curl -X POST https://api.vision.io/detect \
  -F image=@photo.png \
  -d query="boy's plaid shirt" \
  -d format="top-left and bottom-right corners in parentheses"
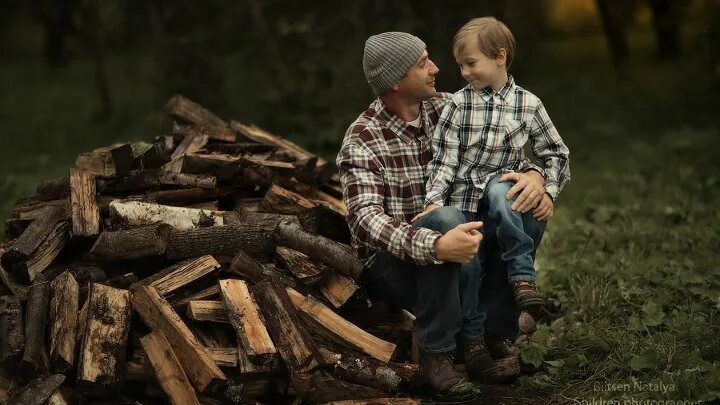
top-left (336, 94), bottom-right (452, 268)
top-left (425, 76), bottom-right (571, 212)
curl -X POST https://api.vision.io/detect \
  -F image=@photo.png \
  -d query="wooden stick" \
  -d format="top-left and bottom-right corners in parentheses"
top-left (131, 285), bottom-right (226, 392)
top-left (251, 280), bottom-right (319, 373)
top-left (139, 255), bottom-right (220, 296)
top-left (48, 271), bottom-right (79, 373)
top-left (260, 184), bottom-right (316, 215)
top-left (286, 288), bottom-right (396, 363)
top-left (275, 220), bottom-right (363, 280)
top-left (171, 284), bottom-right (221, 310)
top-left (77, 283), bottom-right (132, 395)
top-left (109, 200), bottom-right (224, 230)
top-left (230, 121), bottom-right (326, 166)
top-left (22, 221), bottom-right (70, 283)
top-left (171, 134), bottom-right (209, 160)
top-left (0, 295), bottom-right (24, 367)
top-left (70, 169), bottom-right (100, 236)
top-left (140, 330), bottom-right (200, 405)
top-left (74, 143), bottom-right (134, 177)
top-left (165, 95), bottom-right (236, 142)
top-left (89, 223), bottom-right (171, 262)
top-left (220, 279), bottom-right (277, 364)
top-left (186, 300), bottom-right (228, 323)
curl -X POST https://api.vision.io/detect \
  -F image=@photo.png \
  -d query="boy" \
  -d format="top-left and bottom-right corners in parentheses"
top-left (419, 17), bottom-right (571, 312)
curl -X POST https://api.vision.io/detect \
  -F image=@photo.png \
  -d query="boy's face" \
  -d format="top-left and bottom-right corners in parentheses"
top-left (456, 37), bottom-right (507, 91)
top-left (395, 51), bottom-right (440, 101)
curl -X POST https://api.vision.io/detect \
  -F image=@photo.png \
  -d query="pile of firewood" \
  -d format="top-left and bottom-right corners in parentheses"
top-left (0, 96), bottom-right (423, 404)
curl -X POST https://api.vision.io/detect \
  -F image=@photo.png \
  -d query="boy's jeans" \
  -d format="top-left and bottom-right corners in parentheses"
top-left (482, 174), bottom-right (546, 283)
top-left (363, 206), bottom-right (528, 353)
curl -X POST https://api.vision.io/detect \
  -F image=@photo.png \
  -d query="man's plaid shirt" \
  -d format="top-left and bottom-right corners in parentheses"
top-left (425, 76), bottom-right (571, 212)
top-left (337, 94), bottom-right (452, 268)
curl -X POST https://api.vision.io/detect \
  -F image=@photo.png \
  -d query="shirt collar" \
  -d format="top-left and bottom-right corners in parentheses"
top-left (478, 74), bottom-right (516, 104)
top-left (374, 97), bottom-right (431, 144)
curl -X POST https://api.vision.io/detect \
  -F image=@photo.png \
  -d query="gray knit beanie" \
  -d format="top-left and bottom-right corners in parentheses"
top-left (363, 32), bottom-right (426, 95)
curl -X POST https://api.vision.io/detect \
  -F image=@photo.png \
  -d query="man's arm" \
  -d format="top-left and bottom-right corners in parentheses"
top-left (424, 101), bottom-right (461, 208)
top-left (529, 101), bottom-right (571, 200)
top-left (338, 142), bottom-right (443, 266)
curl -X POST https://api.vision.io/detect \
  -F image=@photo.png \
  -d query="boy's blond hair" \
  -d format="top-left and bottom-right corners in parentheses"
top-left (453, 17), bottom-right (516, 69)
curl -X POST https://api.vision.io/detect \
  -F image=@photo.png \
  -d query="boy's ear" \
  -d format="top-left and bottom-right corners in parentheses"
top-left (391, 83), bottom-right (400, 92)
top-left (497, 48), bottom-right (507, 66)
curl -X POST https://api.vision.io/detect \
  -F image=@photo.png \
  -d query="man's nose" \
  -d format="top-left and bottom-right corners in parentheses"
top-left (428, 59), bottom-right (439, 75)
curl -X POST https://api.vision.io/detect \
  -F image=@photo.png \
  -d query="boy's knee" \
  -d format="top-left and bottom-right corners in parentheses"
top-left (417, 206), bottom-right (465, 234)
top-left (486, 181), bottom-right (514, 206)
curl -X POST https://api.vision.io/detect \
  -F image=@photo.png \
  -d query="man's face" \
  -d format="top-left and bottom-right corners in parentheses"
top-left (396, 51), bottom-right (439, 101)
top-left (456, 37), bottom-right (506, 91)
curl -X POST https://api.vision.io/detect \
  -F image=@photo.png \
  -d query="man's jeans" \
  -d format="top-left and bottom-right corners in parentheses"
top-left (363, 206), bottom-right (536, 353)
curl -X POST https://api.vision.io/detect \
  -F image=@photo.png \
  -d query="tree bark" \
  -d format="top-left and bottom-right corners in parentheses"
top-left (166, 224), bottom-right (274, 261)
top-left (89, 223), bottom-right (171, 262)
top-left (0, 295), bottom-right (24, 367)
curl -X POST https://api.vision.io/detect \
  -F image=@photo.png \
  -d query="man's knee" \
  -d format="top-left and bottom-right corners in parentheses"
top-left (415, 206), bottom-right (466, 234)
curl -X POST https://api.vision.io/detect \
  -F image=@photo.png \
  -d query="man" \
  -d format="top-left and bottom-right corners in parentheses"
top-left (336, 32), bottom-right (546, 400)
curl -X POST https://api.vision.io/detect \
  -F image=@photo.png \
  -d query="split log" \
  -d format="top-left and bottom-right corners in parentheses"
top-left (174, 153), bottom-right (241, 177)
top-left (77, 283), bottom-right (132, 395)
top-left (230, 121), bottom-right (327, 166)
top-left (10, 374), bottom-right (65, 405)
top-left (19, 281), bottom-right (51, 379)
top-left (286, 288), bottom-right (396, 363)
top-left (205, 142), bottom-right (278, 155)
top-left (127, 187), bottom-right (232, 206)
top-left (251, 280), bottom-right (319, 373)
top-left (165, 95), bottom-right (236, 142)
top-left (186, 300), bottom-right (228, 323)
top-left (260, 184), bottom-right (315, 215)
top-left (103, 273), bottom-right (139, 290)
top-left (275, 220), bottom-right (363, 280)
top-left (106, 171), bottom-right (217, 193)
top-left (2, 205), bottom-right (67, 282)
top-left (275, 246), bottom-right (326, 285)
top-left (90, 223), bottom-right (171, 262)
top-left (0, 249), bottom-right (28, 300)
top-left (220, 279), bottom-right (277, 364)
top-left (320, 273), bottom-right (360, 309)
top-left (316, 190), bottom-right (348, 216)
top-left (228, 250), bottom-right (266, 284)
top-left (139, 255), bottom-right (221, 296)
top-left (45, 388), bottom-right (71, 405)
top-left (48, 271), bottom-right (79, 372)
top-left (171, 134), bottom-right (209, 160)
top-left (131, 284), bottom-right (226, 392)
top-left (166, 224), bottom-right (274, 261)
top-left (10, 221), bottom-right (70, 283)
top-left (109, 200), bottom-right (224, 230)
top-left (140, 330), bottom-right (200, 405)
top-left (70, 169), bottom-right (100, 236)
top-left (127, 346), bottom-right (238, 381)
top-left (0, 295), bottom-right (24, 367)
top-left (75, 143), bottom-right (134, 177)
top-left (297, 205), bottom-right (351, 244)
top-left (171, 284), bottom-right (221, 310)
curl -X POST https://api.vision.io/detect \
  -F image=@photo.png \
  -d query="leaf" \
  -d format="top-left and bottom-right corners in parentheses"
top-left (529, 325), bottom-right (550, 346)
top-left (641, 301), bottom-right (665, 327)
top-left (550, 317), bottom-right (565, 332)
top-left (131, 141), bottom-right (153, 157)
top-left (629, 351), bottom-right (659, 371)
top-left (544, 359), bottom-right (565, 368)
top-left (520, 345), bottom-right (546, 368)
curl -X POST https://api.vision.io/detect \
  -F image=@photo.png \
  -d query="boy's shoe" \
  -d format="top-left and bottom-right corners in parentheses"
top-left (418, 349), bottom-right (482, 402)
top-left (464, 338), bottom-right (521, 384)
top-left (484, 331), bottom-right (519, 359)
top-left (511, 280), bottom-right (544, 312)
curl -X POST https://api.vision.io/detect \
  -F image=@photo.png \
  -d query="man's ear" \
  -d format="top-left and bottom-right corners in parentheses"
top-left (497, 48), bottom-right (507, 66)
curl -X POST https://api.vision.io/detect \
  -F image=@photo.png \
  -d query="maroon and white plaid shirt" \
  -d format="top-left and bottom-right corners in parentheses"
top-left (337, 94), bottom-right (452, 267)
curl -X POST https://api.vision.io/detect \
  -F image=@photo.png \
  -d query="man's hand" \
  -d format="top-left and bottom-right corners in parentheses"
top-left (533, 194), bottom-right (554, 221)
top-left (433, 221), bottom-right (484, 264)
top-left (499, 170), bottom-right (546, 213)
top-left (411, 203), bottom-right (441, 223)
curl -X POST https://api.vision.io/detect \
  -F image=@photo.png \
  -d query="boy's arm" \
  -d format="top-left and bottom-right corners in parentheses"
top-left (425, 101), bottom-right (462, 207)
top-left (337, 142), bottom-right (444, 266)
top-left (529, 101), bottom-right (571, 200)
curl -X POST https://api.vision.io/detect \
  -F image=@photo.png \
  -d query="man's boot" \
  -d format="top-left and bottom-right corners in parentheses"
top-left (464, 337), bottom-right (521, 384)
top-left (484, 331), bottom-right (519, 359)
top-left (419, 349), bottom-right (481, 401)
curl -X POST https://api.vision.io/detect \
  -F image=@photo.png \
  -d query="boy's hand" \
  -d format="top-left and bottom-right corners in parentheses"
top-left (411, 203), bottom-right (441, 223)
top-left (434, 221), bottom-right (484, 264)
top-left (499, 171), bottom-right (546, 213)
top-left (533, 193), bottom-right (554, 221)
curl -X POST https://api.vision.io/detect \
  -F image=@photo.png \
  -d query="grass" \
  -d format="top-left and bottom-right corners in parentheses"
top-left (1, 29), bottom-right (719, 403)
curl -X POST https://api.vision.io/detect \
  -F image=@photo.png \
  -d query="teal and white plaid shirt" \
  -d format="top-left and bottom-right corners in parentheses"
top-left (425, 75), bottom-right (571, 212)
